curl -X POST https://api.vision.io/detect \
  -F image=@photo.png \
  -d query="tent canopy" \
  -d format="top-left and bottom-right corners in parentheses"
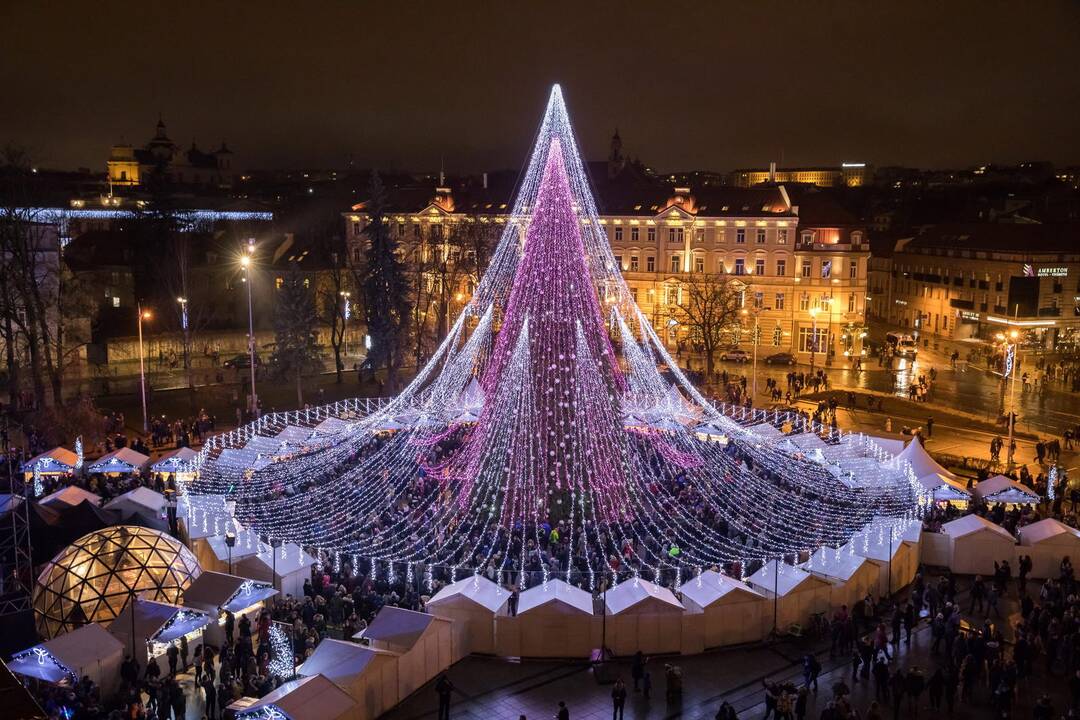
top-left (236, 674), bottom-right (357, 720)
top-left (803, 544), bottom-right (871, 583)
top-left (942, 514), bottom-right (1016, 542)
top-left (918, 472), bottom-right (971, 501)
top-left (517, 578), bottom-right (594, 615)
top-left (974, 475), bottom-right (1042, 504)
top-left (428, 575), bottom-right (509, 613)
top-left (9, 623), bottom-right (123, 685)
top-left (22, 447), bottom-right (78, 474)
top-left (151, 447), bottom-right (198, 473)
top-left (111, 598), bottom-right (211, 644)
top-left (358, 606), bottom-right (438, 651)
top-left (206, 528), bottom-right (267, 562)
top-left (244, 542), bottom-right (316, 577)
top-left (183, 571), bottom-right (276, 613)
top-left (896, 438), bottom-right (954, 480)
top-left (300, 639), bottom-right (389, 682)
top-left (1019, 518), bottom-right (1080, 545)
top-left (679, 570), bottom-right (762, 609)
top-left (749, 560), bottom-right (820, 596)
top-left (605, 578), bottom-right (683, 614)
top-left (105, 487), bottom-right (166, 516)
top-left (40, 485), bottom-right (102, 509)
top-left (313, 417), bottom-right (349, 435)
top-left (88, 447), bottom-right (150, 474)
top-left (275, 425), bottom-right (314, 444)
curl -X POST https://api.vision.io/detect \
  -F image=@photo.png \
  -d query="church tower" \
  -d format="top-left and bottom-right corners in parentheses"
top-left (607, 128), bottom-right (625, 179)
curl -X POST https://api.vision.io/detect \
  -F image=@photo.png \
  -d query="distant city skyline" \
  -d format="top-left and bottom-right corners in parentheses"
top-left (3, 2), bottom-right (1079, 173)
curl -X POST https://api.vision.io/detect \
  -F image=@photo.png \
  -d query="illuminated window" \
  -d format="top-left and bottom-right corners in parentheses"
top-left (736, 229), bottom-right (746, 244)
top-left (734, 258), bottom-right (746, 275)
top-left (631, 226), bottom-right (639, 241)
top-left (112, 296), bottom-right (120, 308)
top-left (776, 259), bottom-right (787, 276)
top-left (275, 277), bottom-right (284, 289)
top-left (755, 258), bottom-right (766, 275)
top-left (849, 260), bottom-right (858, 278)
top-left (646, 256), bottom-right (655, 272)
top-left (694, 256), bottom-right (705, 273)
top-left (801, 259), bottom-right (812, 278)
top-left (614, 255), bottom-right (623, 270)
top-left (756, 229), bottom-right (766, 244)
top-left (778, 229), bottom-right (788, 244)
top-left (647, 227), bottom-right (656, 243)
top-left (775, 292), bottom-right (785, 310)
top-left (848, 293), bottom-right (856, 312)
top-left (799, 293), bottom-right (810, 311)
top-left (670, 255), bottom-right (681, 273)
top-left (398, 222), bottom-right (405, 236)
top-left (630, 255), bottom-right (639, 271)
top-left (614, 226), bottom-right (623, 241)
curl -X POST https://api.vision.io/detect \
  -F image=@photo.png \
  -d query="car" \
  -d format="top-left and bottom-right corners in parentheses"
top-left (719, 349), bottom-right (749, 362)
top-left (223, 353), bottom-right (261, 369)
top-left (764, 352), bottom-right (796, 366)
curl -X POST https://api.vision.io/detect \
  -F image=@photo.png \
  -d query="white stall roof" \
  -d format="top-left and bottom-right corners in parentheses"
top-left (40, 485), bottom-right (102, 509)
top-left (357, 606), bottom-right (438, 651)
top-left (185, 513), bottom-right (243, 541)
top-left (518, 578), bottom-right (594, 615)
top-left (206, 529), bottom-right (267, 562)
top-left (749, 560), bottom-right (818, 597)
top-left (299, 639), bottom-right (389, 682)
top-left (313, 417), bottom-right (349, 435)
top-left (215, 448), bottom-right (259, 470)
top-left (88, 447), bottom-right (150, 474)
top-left (151, 447), bottom-right (198, 472)
top-left (1019, 518), bottom-right (1080, 545)
top-left (802, 544), bottom-right (870, 583)
top-left (275, 425), bottom-right (313, 444)
top-left (896, 439), bottom-right (953, 480)
top-left (942, 514), bottom-right (1016, 542)
top-left (22, 447), bottom-right (78, 474)
top-left (111, 598), bottom-right (211, 644)
top-left (183, 571), bottom-right (275, 613)
top-left (105, 487), bottom-right (166, 515)
top-left (243, 436), bottom-right (282, 455)
top-left (852, 526), bottom-right (907, 563)
top-left (605, 578), bottom-right (683, 615)
top-left (918, 472), bottom-right (971, 501)
top-left (236, 674), bottom-right (357, 720)
top-left (177, 493), bottom-right (227, 518)
top-left (974, 475), bottom-right (1042, 504)
top-left (862, 435), bottom-right (907, 457)
top-left (245, 542), bottom-right (317, 576)
top-left (746, 422), bottom-right (784, 439)
top-left (786, 432), bottom-right (829, 451)
top-left (427, 575), bottom-right (509, 613)
top-left (679, 570), bottom-right (762, 609)
top-left (9, 623), bottom-right (122, 684)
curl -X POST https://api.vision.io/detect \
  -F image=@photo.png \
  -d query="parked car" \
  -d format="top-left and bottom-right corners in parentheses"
top-left (763, 352), bottom-right (796, 366)
top-left (719, 349), bottom-right (749, 362)
top-left (223, 353), bottom-right (261, 369)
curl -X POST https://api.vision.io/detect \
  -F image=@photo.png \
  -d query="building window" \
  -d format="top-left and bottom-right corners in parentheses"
top-left (667, 227), bottom-right (684, 244)
top-left (753, 291), bottom-right (764, 309)
top-left (647, 227), bottom-right (656, 243)
top-left (352, 222), bottom-right (361, 236)
top-left (848, 293), bottom-right (856, 312)
top-left (630, 255), bottom-right (639, 271)
top-left (849, 260), bottom-right (858, 278)
top-left (631, 226), bottom-right (639, 242)
top-left (775, 292), bottom-right (785, 310)
top-left (851, 231), bottom-right (863, 245)
top-left (614, 226), bottom-right (623, 241)
top-left (614, 255), bottom-right (623, 270)
top-left (734, 258), bottom-right (746, 275)
top-left (353, 248), bottom-right (361, 263)
top-left (397, 222), bottom-right (405, 236)
top-left (694, 256), bottom-right (705, 273)
top-left (413, 223), bottom-right (421, 238)
top-left (801, 259), bottom-right (812, 278)
top-left (630, 287), bottom-right (638, 303)
top-left (772, 324), bottom-right (783, 346)
top-left (112, 296), bottom-right (120, 308)
top-left (670, 255), bottom-right (681, 273)
top-left (776, 259), bottom-right (787, 276)
top-left (799, 293), bottom-right (810, 311)
top-left (755, 258), bottom-right (766, 275)
top-left (431, 224), bottom-right (443, 240)
top-left (821, 260), bottom-right (832, 279)
top-left (798, 327), bottom-right (828, 353)
top-left (801, 231), bottom-right (814, 245)
top-left (646, 256), bottom-right (655, 272)
top-left (736, 228), bottom-right (746, 244)
top-left (756, 229), bottom-right (766, 244)
top-left (778, 229), bottom-right (788, 244)
top-left (666, 286), bottom-right (679, 305)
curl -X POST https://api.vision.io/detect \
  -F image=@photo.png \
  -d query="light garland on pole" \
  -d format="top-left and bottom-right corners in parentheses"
top-left (186, 85), bottom-right (917, 590)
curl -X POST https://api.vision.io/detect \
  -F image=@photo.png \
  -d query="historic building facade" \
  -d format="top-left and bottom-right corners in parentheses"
top-left (107, 119), bottom-right (235, 189)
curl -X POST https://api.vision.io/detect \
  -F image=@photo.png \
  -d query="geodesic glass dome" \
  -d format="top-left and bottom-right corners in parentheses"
top-left (33, 525), bottom-right (202, 639)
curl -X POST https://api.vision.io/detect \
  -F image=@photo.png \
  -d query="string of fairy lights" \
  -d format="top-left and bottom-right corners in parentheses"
top-left (184, 85), bottom-right (921, 590)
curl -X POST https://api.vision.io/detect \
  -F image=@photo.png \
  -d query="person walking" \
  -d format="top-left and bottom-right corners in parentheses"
top-left (926, 416), bottom-right (934, 438)
top-left (631, 651), bottom-right (644, 692)
top-left (611, 678), bottom-right (627, 720)
top-left (435, 675), bottom-right (455, 720)
top-left (927, 667), bottom-right (944, 711)
top-left (557, 701), bottom-right (570, 720)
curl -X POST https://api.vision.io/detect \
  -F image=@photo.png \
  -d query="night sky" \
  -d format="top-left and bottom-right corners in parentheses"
top-left (3, 1), bottom-right (1079, 174)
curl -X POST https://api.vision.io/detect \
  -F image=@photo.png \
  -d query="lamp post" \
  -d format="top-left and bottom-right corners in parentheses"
top-left (137, 304), bottom-right (152, 435)
top-left (742, 305), bottom-right (770, 401)
top-left (340, 291), bottom-right (351, 359)
top-left (240, 244), bottom-right (258, 418)
top-left (808, 306), bottom-right (820, 373)
top-left (1006, 329), bottom-right (1019, 468)
top-left (225, 530), bottom-right (237, 575)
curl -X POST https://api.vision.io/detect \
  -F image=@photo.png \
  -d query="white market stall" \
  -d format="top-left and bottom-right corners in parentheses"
top-left (104, 487), bottom-right (168, 530)
top-left (974, 475), bottom-right (1042, 506)
top-left (8, 623), bottom-right (124, 699)
top-left (941, 514), bottom-right (1017, 576)
top-left (87, 447), bottom-right (150, 476)
top-left (39, 485), bottom-right (102, 510)
top-left (801, 544), bottom-right (879, 610)
top-left (604, 578), bottom-right (684, 656)
top-left (357, 606), bottom-right (453, 700)
top-left (749, 560), bottom-right (833, 636)
top-left (234, 542), bottom-right (317, 599)
top-left (895, 437), bottom-right (952, 479)
top-left (109, 597), bottom-right (212, 673)
top-left (181, 571), bottom-right (277, 646)
top-left (22, 447), bottom-right (79, 485)
top-left (150, 447), bottom-right (198, 480)
top-left (426, 575), bottom-right (508, 659)
top-left (299, 639), bottom-right (398, 720)
top-left (918, 473), bottom-right (972, 505)
top-left (495, 578), bottom-right (597, 657)
top-left (203, 528), bottom-right (267, 574)
top-left (678, 570), bottom-right (765, 652)
top-left (851, 523), bottom-right (921, 598)
top-left (1018, 518), bottom-right (1080, 579)
top-left (234, 674), bottom-right (359, 720)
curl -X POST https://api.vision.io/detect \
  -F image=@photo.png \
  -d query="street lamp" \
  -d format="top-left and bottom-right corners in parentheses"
top-left (742, 305), bottom-right (770, 401)
top-left (224, 530), bottom-right (236, 575)
top-left (240, 248), bottom-right (258, 418)
top-left (1006, 329), bottom-right (1020, 468)
top-left (808, 306), bottom-right (820, 373)
top-left (137, 305), bottom-right (152, 435)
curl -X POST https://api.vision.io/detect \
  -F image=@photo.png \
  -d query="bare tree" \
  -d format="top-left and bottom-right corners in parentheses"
top-left (432, 216), bottom-right (493, 339)
top-left (674, 273), bottom-right (743, 377)
top-left (314, 231), bottom-right (351, 383)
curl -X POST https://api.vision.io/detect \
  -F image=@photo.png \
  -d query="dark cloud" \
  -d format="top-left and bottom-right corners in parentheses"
top-left (2, 0), bottom-right (1078, 172)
